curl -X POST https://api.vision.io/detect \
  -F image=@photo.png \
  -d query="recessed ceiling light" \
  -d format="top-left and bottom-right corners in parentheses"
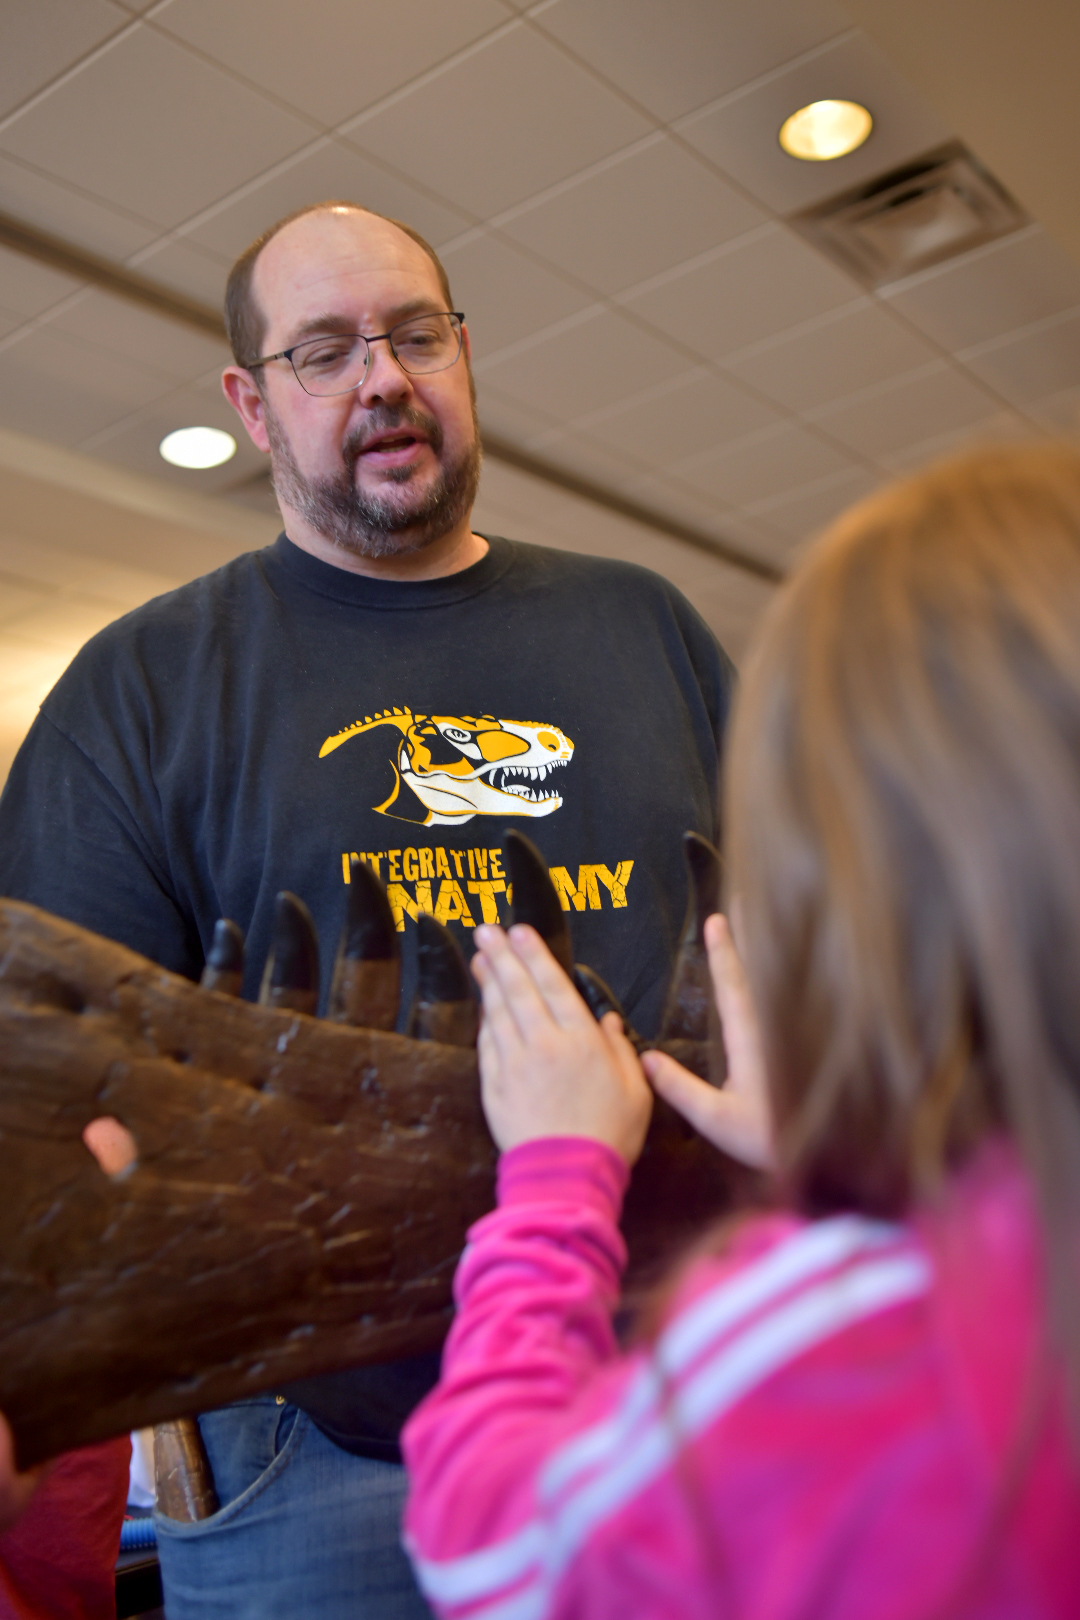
top-left (779, 100), bottom-right (873, 162)
top-left (159, 426), bottom-right (236, 469)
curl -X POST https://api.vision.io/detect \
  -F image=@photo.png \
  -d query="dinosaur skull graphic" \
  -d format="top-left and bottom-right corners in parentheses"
top-left (319, 709), bottom-right (574, 825)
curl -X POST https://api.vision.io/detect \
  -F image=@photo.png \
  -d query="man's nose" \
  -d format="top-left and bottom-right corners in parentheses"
top-left (355, 336), bottom-right (413, 407)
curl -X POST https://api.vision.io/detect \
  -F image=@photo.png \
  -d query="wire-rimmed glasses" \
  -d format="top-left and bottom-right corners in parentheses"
top-left (248, 311), bottom-right (465, 397)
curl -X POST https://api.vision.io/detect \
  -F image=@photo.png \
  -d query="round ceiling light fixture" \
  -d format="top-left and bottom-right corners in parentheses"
top-left (159, 426), bottom-right (237, 469)
top-left (779, 99), bottom-right (873, 162)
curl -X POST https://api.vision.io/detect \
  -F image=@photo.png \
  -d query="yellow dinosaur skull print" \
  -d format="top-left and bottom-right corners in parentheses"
top-left (319, 708), bottom-right (574, 825)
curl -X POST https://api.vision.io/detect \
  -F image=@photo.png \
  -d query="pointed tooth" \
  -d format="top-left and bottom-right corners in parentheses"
top-left (504, 829), bottom-right (572, 974)
top-left (407, 914), bottom-right (477, 1046)
top-left (259, 892), bottom-right (320, 1016)
top-left (572, 964), bottom-right (643, 1050)
top-left (328, 858), bottom-right (400, 1029)
top-left (658, 832), bottom-right (725, 1045)
top-left (200, 919), bottom-right (244, 997)
top-left (683, 832), bottom-right (723, 947)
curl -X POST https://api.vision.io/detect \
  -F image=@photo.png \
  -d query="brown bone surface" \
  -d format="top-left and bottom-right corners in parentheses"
top-left (0, 899), bottom-right (738, 1468)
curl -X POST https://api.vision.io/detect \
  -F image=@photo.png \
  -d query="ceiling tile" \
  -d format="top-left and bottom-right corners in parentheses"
top-left (726, 299), bottom-right (937, 411)
top-left (510, 427), bottom-right (645, 488)
top-left (622, 225), bottom-right (861, 360)
top-left (623, 470), bottom-right (735, 532)
top-left (75, 561), bottom-right (183, 609)
top-left (881, 228), bottom-right (1080, 353)
top-left (156, 0), bottom-right (509, 128)
top-left (0, 245), bottom-right (82, 318)
top-left (130, 238), bottom-right (230, 306)
top-left (474, 306), bottom-right (687, 418)
top-left (0, 0), bottom-right (129, 121)
top-left (0, 531), bottom-right (176, 600)
top-left (532, 0), bottom-right (850, 123)
top-left (674, 421), bottom-right (853, 505)
top-left (810, 363), bottom-right (1003, 459)
top-left (2, 596), bottom-right (121, 650)
top-left (477, 382), bottom-right (561, 441)
top-left (958, 310), bottom-right (1080, 407)
top-left (440, 234), bottom-right (592, 358)
top-left (878, 411), bottom-right (1035, 475)
top-left (499, 136), bottom-right (767, 295)
top-left (347, 25), bottom-right (651, 218)
top-left (678, 33), bottom-right (950, 214)
top-left (0, 29), bottom-right (317, 229)
top-left (0, 326), bottom-right (170, 445)
top-left (1025, 385), bottom-right (1080, 438)
top-left (742, 465), bottom-right (879, 542)
top-left (579, 369), bottom-right (783, 464)
top-left (0, 153), bottom-right (158, 259)
top-left (49, 288), bottom-right (230, 381)
top-left (0, 578), bottom-right (53, 629)
top-left (186, 141), bottom-right (469, 263)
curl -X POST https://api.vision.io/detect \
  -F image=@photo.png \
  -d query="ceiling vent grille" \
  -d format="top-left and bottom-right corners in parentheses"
top-left (791, 142), bottom-right (1028, 288)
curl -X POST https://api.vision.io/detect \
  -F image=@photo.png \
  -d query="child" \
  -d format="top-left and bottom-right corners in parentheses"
top-left (402, 444), bottom-right (1080, 1619)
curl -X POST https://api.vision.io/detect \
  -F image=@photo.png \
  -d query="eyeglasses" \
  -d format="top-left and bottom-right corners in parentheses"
top-left (247, 311), bottom-right (465, 397)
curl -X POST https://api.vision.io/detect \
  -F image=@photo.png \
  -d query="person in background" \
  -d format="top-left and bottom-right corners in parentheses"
top-left (402, 443), bottom-right (1080, 1619)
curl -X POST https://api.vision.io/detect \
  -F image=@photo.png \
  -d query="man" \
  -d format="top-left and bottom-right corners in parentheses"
top-left (0, 201), bottom-right (734, 1617)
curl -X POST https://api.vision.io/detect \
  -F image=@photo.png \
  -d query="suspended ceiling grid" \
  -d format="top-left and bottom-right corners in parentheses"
top-left (0, 0), bottom-right (1080, 778)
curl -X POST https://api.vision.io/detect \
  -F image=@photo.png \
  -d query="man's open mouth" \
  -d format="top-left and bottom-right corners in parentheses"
top-left (489, 761), bottom-right (567, 801)
top-left (361, 434), bottom-right (424, 455)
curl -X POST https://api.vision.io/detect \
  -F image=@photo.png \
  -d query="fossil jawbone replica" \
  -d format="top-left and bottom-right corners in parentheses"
top-left (0, 833), bottom-right (742, 1468)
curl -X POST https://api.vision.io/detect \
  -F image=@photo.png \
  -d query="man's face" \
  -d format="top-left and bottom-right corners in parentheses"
top-left (246, 209), bottom-right (480, 559)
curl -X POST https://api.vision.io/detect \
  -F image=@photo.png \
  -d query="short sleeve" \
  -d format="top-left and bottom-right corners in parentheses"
top-left (0, 710), bottom-right (202, 977)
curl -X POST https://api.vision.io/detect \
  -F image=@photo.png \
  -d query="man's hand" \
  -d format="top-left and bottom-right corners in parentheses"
top-left (642, 914), bottom-right (774, 1170)
top-left (471, 925), bottom-right (653, 1163)
top-left (0, 1412), bottom-right (45, 1533)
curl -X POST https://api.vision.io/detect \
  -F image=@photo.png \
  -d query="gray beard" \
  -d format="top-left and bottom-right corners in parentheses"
top-left (266, 402), bottom-right (482, 560)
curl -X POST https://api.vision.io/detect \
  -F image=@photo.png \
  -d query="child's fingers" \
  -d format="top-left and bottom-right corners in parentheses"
top-left (505, 926), bottom-right (598, 1030)
top-left (472, 926), bottom-right (558, 1043)
top-left (472, 938), bottom-right (529, 1063)
top-left (704, 914), bottom-right (751, 1032)
top-left (642, 1049), bottom-right (774, 1169)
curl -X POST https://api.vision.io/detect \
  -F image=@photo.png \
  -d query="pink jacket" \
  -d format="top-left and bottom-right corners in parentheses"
top-left (402, 1136), bottom-right (1080, 1620)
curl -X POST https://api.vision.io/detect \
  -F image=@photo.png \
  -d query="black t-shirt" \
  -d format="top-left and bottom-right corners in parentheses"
top-left (0, 532), bottom-right (734, 1455)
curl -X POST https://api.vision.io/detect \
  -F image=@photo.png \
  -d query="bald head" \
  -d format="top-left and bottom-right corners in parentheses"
top-left (224, 201), bottom-right (453, 368)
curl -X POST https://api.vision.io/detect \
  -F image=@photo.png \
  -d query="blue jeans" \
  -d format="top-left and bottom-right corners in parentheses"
top-left (154, 1397), bottom-right (431, 1619)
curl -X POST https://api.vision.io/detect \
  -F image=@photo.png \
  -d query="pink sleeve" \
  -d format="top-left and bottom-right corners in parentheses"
top-left (401, 1136), bottom-right (634, 1612)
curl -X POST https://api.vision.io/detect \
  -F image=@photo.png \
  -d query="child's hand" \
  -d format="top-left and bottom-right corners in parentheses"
top-left (642, 914), bottom-right (774, 1170)
top-left (471, 925), bottom-right (653, 1163)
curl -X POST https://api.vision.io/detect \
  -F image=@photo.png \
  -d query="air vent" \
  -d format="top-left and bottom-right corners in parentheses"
top-left (791, 142), bottom-right (1028, 288)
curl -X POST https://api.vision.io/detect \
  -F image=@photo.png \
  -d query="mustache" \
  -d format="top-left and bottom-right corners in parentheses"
top-left (342, 406), bottom-right (444, 465)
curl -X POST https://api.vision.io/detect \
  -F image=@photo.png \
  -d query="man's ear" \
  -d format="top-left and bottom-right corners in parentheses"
top-left (222, 366), bottom-right (270, 454)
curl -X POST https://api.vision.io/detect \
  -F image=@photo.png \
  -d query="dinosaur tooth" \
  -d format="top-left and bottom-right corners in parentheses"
top-left (505, 829), bottom-right (573, 974)
top-left (199, 919), bottom-right (244, 998)
top-left (258, 892), bottom-right (320, 1017)
top-left (658, 832), bottom-right (725, 1064)
top-left (328, 857), bottom-right (400, 1030)
top-left (407, 915), bottom-right (478, 1047)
